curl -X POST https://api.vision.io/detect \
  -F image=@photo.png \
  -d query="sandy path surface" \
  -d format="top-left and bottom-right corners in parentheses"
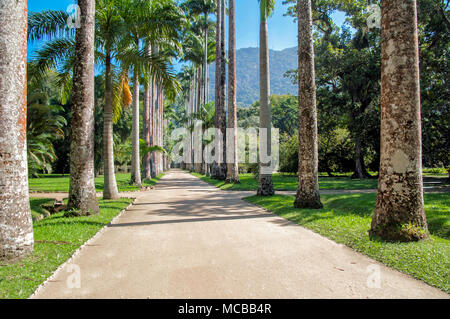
top-left (31, 170), bottom-right (448, 299)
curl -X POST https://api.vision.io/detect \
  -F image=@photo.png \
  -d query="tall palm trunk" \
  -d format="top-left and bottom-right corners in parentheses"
top-left (226, 0), bottom-right (240, 183)
top-left (0, 0), bottom-right (34, 260)
top-left (257, 0), bottom-right (274, 196)
top-left (212, 0), bottom-right (222, 179)
top-left (158, 88), bottom-right (164, 173)
top-left (131, 63), bottom-right (142, 186)
top-left (219, 0), bottom-right (227, 179)
top-left (68, 0), bottom-right (100, 215)
top-left (204, 12), bottom-right (208, 105)
top-left (195, 67), bottom-right (202, 173)
top-left (370, 0), bottom-right (429, 241)
top-left (103, 51), bottom-right (119, 199)
top-left (142, 44), bottom-right (152, 180)
top-left (294, 0), bottom-right (322, 208)
top-left (150, 76), bottom-right (156, 177)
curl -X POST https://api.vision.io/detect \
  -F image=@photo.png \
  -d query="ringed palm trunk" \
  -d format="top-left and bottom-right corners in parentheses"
top-left (0, 0), bottom-right (34, 260)
top-left (219, 0), bottom-right (227, 180)
top-left (212, 0), bottom-right (222, 179)
top-left (131, 65), bottom-right (142, 186)
top-left (150, 76), bottom-right (156, 177)
top-left (142, 46), bottom-right (152, 180)
top-left (226, 0), bottom-right (240, 183)
top-left (370, 0), bottom-right (429, 241)
top-left (195, 68), bottom-right (202, 173)
top-left (257, 0), bottom-right (274, 196)
top-left (204, 14), bottom-right (208, 105)
top-left (68, 0), bottom-right (100, 215)
top-left (294, 0), bottom-right (323, 208)
top-left (103, 51), bottom-right (119, 199)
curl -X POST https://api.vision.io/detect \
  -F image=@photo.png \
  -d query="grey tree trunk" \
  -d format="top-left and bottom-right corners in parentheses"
top-left (150, 77), bottom-right (156, 178)
top-left (204, 14), bottom-right (208, 105)
top-left (0, 0), bottom-right (34, 260)
top-left (131, 65), bottom-right (142, 186)
top-left (370, 0), bottom-right (429, 242)
top-left (212, 0), bottom-right (226, 180)
top-left (226, 0), bottom-right (240, 184)
top-left (219, 0), bottom-right (227, 179)
top-left (352, 134), bottom-right (370, 179)
top-left (294, 0), bottom-right (323, 208)
top-left (142, 45), bottom-right (151, 180)
top-left (257, 1), bottom-right (274, 196)
top-left (102, 52), bottom-right (119, 199)
top-left (68, 0), bottom-right (100, 215)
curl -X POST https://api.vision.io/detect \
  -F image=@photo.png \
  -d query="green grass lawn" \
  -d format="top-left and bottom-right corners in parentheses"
top-left (245, 193), bottom-right (450, 293)
top-left (191, 172), bottom-right (379, 191)
top-left (28, 173), bottom-right (164, 193)
top-left (0, 197), bottom-right (134, 299)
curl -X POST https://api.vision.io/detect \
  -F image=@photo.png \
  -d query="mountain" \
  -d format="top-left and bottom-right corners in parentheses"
top-left (208, 46), bottom-right (298, 106)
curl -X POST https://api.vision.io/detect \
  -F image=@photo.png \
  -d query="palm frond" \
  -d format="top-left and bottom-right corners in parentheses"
top-left (28, 10), bottom-right (74, 42)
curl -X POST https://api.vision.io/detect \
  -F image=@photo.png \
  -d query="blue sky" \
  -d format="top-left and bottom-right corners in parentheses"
top-left (28, 0), bottom-right (348, 74)
top-left (28, 0), bottom-right (347, 53)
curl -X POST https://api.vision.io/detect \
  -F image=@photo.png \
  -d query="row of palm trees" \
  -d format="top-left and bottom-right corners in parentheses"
top-left (0, 0), bottom-right (184, 260)
top-left (295, 0), bottom-right (429, 241)
top-left (0, 0), bottom-right (431, 261)
top-left (180, 0), bottom-right (429, 242)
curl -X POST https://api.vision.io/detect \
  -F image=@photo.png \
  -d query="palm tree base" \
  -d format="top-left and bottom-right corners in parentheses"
top-left (103, 191), bottom-right (120, 201)
top-left (293, 192), bottom-right (323, 209)
top-left (68, 194), bottom-right (100, 215)
top-left (225, 177), bottom-right (240, 184)
top-left (257, 175), bottom-right (274, 196)
top-left (369, 221), bottom-right (429, 242)
top-left (370, 200), bottom-right (429, 242)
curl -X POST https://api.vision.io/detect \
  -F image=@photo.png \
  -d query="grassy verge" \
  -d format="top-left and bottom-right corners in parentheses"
top-left (245, 193), bottom-right (450, 293)
top-left (191, 172), bottom-right (378, 191)
top-left (28, 173), bottom-right (165, 193)
top-left (0, 197), bottom-right (134, 299)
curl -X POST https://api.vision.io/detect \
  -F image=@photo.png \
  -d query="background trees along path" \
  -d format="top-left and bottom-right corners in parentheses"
top-left (0, 0), bottom-right (34, 260)
top-left (67, 0), bottom-right (100, 215)
top-left (370, 0), bottom-right (429, 242)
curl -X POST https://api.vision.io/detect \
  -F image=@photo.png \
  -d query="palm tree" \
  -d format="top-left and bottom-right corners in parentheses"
top-left (212, 0), bottom-right (227, 180)
top-left (67, 0), bottom-right (100, 215)
top-left (226, 0), bottom-right (240, 183)
top-left (0, 0), bottom-right (34, 260)
top-left (26, 65), bottom-right (67, 177)
top-left (182, 0), bottom-right (216, 106)
top-left (96, 0), bottom-right (125, 199)
top-left (293, 0), bottom-right (322, 208)
top-left (257, 0), bottom-right (275, 196)
top-left (119, 0), bottom-right (183, 182)
top-left (28, 2), bottom-right (160, 199)
top-left (370, 0), bottom-right (429, 241)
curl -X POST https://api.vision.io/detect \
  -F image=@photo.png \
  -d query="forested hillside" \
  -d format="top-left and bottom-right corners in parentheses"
top-left (209, 46), bottom-right (298, 106)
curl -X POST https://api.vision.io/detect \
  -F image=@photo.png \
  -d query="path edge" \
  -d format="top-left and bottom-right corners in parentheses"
top-left (28, 197), bottom-right (137, 299)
